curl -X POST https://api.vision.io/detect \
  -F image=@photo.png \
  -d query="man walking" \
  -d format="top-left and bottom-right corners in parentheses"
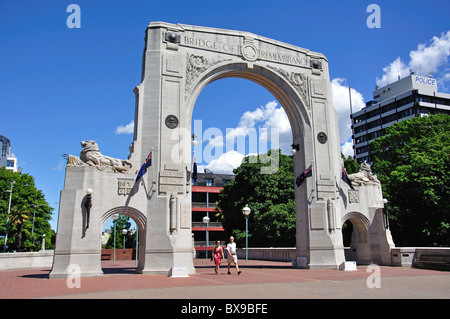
top-left (226, 236), bottom-right (241, 275)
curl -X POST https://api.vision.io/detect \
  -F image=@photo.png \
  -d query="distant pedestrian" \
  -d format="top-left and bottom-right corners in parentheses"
top-left (226, 236), bottom-right (241, 275)
top-left (211, 240), bottom-right (224, 275)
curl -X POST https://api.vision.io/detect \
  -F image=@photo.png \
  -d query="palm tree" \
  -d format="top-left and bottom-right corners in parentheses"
top-left (8, 204), bottom-right (31, 251)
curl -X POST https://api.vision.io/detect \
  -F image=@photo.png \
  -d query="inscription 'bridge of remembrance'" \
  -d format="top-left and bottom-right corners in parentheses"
top-left (50, 22), bottom-right (395, 278)
top-left (183, 35), bottom-right (310, 67)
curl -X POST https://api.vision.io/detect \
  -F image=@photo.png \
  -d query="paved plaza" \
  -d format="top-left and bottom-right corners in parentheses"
top-left (0, 259), bottom-right (449, 299)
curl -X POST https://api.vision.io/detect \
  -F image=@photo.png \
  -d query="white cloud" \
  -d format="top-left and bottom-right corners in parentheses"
top-left (52, 160), bottom-right (64, 171)
top-left (198, 150), bottom-right (244, 174)
top-left (207, 134), bottom-right (224, 148)
top-left (260, 106), bottom-right (292, 154)
top-left (239, 100), bottom-right (278, 128)
top-left (228, 100), bottom-right (292, 154)
top-left (198, 100), bottom-right (293, 173)
top-left (376, 57), bottom-right (409, 87)
top-left (331, 78), bottom-right (365, 144)
top-left (410, 31), bottom-right (450, 76)
top-left (115, 121), bottom-right (134, 135)
top-left (341, 140), bottom-right (354, 158)
top-left (376, 30), bottom-right (450, 87)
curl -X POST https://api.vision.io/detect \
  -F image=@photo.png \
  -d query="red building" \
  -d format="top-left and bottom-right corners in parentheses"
top-left (191, 172), bottom-right (234, 257)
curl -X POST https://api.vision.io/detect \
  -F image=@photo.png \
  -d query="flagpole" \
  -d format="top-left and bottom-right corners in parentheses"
top-left (191, 151), bottom-right (195, 184)
top-left (349, 87), bottom-right (356, 160)
top-left (151, 147), bottom-right (154, 185)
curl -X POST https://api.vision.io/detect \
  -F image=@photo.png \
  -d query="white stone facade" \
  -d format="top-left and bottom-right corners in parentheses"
top-left (50, 22), bottom-right (394, 278)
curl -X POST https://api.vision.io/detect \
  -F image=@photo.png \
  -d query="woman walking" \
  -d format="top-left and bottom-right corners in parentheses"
top-left (211, 240), bottom-right (224, 275)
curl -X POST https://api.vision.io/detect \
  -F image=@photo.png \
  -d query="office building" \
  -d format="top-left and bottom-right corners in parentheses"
top-left (351, 74), bottom-right (450, 164)
top-left (0, 135), bottom-right (20, 173)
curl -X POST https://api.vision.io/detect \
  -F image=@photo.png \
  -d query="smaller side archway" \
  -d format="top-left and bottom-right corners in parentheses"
top-left (341, 212), bottom-right (372, 265)
top-left (102, 206), bottom-right (147, 230)
top-left (102, 206), bottom-right (147, 273)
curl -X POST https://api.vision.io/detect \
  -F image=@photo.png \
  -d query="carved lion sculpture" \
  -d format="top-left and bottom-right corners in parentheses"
top-left (63, 140), bottom-right (132, 173)
top-left (347, 161), bottom-right (380, 186)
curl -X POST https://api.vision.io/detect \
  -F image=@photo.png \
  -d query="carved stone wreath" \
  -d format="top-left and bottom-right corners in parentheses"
top-left (267, 65), bottom-right (309, 108)
top-left (317, 132), bottom-right (328, 144)
top-left (165, 115), bottom-right (179, 129)
top-left (185, 54), bottom-right (231, 93)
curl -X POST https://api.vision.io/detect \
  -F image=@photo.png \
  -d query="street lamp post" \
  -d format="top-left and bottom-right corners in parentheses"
top-left (191, 134), bottom-right (198, 146)
top-left (4, 181), bottom-right (15, 253)
top-left (135, 227), bottom-right (138, 267)
top-left (112, 213), bottom-right (119, 262)
top-left (203, 215), bottom-right (210, 260)
top-left (242, 204), bottom-right (251, 263)
top-left (31, 203), bottom-right (45, 250)
top-left (122, 228), bottom-right (128, 249)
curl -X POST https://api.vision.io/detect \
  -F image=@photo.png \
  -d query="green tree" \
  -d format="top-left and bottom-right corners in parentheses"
top-left (105, 215), bottom-right (136, 249)
top-left (0, 167), bottom-right (54, 251)
top-left (217, 150), bottom-right (296, 247)
top-left (342, 153), bottom-right (359, 174)
top-left (370, 114), bottom-right (450, 246)
top-left (8, 203), bottom-right (31, 251)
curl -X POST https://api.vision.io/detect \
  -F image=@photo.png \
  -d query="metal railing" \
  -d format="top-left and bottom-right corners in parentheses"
top-left (192, 222), bottom-right (223, 228)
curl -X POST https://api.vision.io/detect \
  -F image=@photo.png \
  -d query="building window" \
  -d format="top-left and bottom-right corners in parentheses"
top-left (6, 160), bottom-right (14, 167)
top-left (205, 178), bottom-right (213, 187)
top-left (192, 192), bottom-right (206, 203)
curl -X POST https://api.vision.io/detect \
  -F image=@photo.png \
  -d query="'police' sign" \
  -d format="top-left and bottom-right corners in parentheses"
top-left (415, 76), bottom-right (436, 86)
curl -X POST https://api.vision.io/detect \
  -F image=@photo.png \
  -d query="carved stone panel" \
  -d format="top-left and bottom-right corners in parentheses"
top-left (310, 206), bottom-right (325, 230)
top-left (180, 203), bottom-right (191, 229)
top-left (266, 65), bottom-right (309, 108)
top-left (118, 178), bottom-right (134, 196)
top-left (159, 170), bottom-right (184, 194)
top-left (185, 54), bottom-right (231, 93)
top-left (165, 115), bottom-right (179, 129)
top-left (348, 190), bottom-right (359, 204)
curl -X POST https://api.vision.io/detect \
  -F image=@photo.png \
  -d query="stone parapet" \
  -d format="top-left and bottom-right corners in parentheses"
top-left (0, 250), bottom-right (54, 271)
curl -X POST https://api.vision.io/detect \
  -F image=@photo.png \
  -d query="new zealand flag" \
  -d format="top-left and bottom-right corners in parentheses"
top-left (295, 164), bottom-right (312, 187)
top-left (341, 167), bottom-right (355, 190)
top-left (135, 151), bottom-right (152, 183)
top-left (192, 154), bottom-right (198, 182)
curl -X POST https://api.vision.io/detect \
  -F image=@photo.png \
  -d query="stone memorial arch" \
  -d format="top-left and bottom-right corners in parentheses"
top-left (49, 22), bottom-right (394, 278)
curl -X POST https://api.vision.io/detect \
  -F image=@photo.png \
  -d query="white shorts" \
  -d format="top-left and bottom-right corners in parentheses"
top-left (227, 254), bottom-right (238, 264)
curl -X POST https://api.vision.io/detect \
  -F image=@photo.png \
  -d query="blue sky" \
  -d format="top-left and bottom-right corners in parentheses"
top-left (1, 0), bottom-right (449, 231)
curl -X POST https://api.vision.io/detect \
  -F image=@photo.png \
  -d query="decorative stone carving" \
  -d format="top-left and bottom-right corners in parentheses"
top-left (63, 140), bottom-right (132, 173)
top-left (348, 161), bottom-right (380, 186)
top-left (164, 32), bottom-right (180, 44)
top-left (118, 178), bottom-right (134, 195)
top-left (348, 190), bottom-right (359, 203)
top-left (242, 44), bottom-right (258, 61)
top-left (159, 170), bottom-right (184, 194)
top-left (165, 115), bottom-right (179, 129)
top-left (185, 54), bottom-right (231, 92)
top-left (317, 132), bottom-right (328, 144)
top-left (266, 65), bottom-right (309, 108)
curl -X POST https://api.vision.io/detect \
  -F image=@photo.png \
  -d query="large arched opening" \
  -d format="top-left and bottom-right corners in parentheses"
top-left (184, 62), bottom-right (312, 259)
top-left (190, 76), bottom-right (294, 254)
